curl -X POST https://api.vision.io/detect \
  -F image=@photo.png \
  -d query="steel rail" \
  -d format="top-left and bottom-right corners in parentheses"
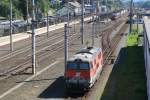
top-left (0, 33), bottom-right (80, 80)
top-left (0, 30), bottom-right (64, 62)
top-left (81, 20), bottom-right (128, 100)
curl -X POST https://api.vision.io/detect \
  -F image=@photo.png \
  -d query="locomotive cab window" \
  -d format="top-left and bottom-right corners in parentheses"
top-left (67, 61), bottom-right (90, 70)
top-left (79, 62), bottom-right (90, 70)
top-left (67, 62), bottom-right (77, 69)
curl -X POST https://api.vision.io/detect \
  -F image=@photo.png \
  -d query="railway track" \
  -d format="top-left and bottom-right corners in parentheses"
top-left (0, 28), bottom-right (80, 69)
top-left (0, 31), bottom-right (80, 80)
top-left (0, 30), bottom-right (66, 62)
top-left (0, 22), bottom-right (80, 61)
top-left (0, 31), bottom-right (62, 61)
top-left (81, 19), bottom-right (128, 100)
top-left (0, 17), bottom-right (125, 75)
top-left (0, 18), bottom-right (121, 61)
top-left (0, 15), bottom-right (128, 99)
top-left (0, 19), bottom-right (115, 80)
top-left (103, 24), bottom-right (128, 66)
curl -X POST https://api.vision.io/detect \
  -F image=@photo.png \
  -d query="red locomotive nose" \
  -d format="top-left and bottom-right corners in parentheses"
top-left (80, 70), bottom-right (90, 79)
top-left (65, 70), bottom-right (76, 78)
top-left (65, 70), bottom-right (90, 79)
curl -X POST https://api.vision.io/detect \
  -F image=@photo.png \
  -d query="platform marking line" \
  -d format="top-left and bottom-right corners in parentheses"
top-left (0, 61), bottom-right (59, 99)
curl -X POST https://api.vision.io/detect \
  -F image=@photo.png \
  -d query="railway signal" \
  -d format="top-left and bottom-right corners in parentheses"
top-left (9, 0), bottom-right (13, 51)
top-left (31, 0), bottom-right (36, 74)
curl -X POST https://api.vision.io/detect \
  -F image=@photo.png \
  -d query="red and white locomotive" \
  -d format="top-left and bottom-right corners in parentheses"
top-left (65, 47), bottom-right (103, 91)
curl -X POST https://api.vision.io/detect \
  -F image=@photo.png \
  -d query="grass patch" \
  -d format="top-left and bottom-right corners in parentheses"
top-left (126, 34), bottom-right (139, 46)
top-left (114, 47), bottom-right (147, 100)
top-left (126, 29), bottom-right (140, 46)
top-left (101, 46), bottom-right (147, 100)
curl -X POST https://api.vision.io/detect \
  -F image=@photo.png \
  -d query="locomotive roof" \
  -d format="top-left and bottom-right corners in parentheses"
top-left (68, 47), bottom-right (102, 62)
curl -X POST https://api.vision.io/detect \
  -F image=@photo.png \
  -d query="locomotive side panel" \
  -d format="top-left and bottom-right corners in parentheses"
top-left (90, 51), bottom-right (103, 87)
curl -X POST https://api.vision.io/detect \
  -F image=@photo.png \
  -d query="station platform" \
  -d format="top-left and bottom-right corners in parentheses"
top-left (0, 16), bottom-right (92, 46)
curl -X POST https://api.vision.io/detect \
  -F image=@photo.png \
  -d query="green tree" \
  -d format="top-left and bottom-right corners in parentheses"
top-left (36, 0), bottom-right (50, 16)
top-left (0, 0), bottom-right (10, 18)
top-left (0, 0), bottom-right (22, 19)
top-left (18, 0), bottom-right (27, 20)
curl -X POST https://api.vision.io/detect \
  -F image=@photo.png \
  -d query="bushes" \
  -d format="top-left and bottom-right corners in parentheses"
top-left (126, 29), bottom-right (140, 46)
top-left (126, 34), bottom-right (139, 46)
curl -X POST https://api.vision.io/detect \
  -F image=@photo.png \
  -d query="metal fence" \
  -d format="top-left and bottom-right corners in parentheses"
top-left (0, 12), bottom-right (113, 37)
top-left (0, 14), bottom-right (82, 37)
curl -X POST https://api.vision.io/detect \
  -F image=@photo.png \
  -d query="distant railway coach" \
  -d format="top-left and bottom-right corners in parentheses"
top-left (111, 12), bottom-right (121, 20)
top-left (65, 47), bottom-right (103, 91)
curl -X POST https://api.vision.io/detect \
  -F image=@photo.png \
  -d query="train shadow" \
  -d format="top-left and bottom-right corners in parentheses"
top-left (38, 76), bottom-right (85, 99)
top-left (100, 46), bottom-right (147, 100)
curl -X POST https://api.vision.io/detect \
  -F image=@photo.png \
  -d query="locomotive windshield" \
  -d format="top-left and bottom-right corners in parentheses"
top-left (79, 62), bottom-right (89, 70)
top-left (67, 61), bottom-right (90, 70)
top-left (67, 62), bottom-right (77, 69)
